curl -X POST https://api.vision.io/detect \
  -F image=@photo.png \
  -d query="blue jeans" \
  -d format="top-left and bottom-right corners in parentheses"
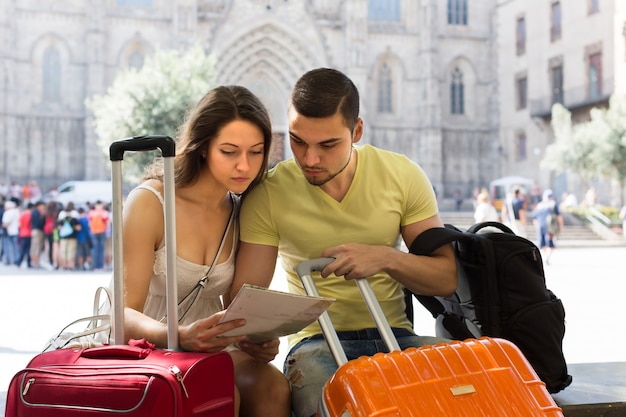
top-left (91, 233), bottom-right (106, 269)
top-left (3, 235), bottom-right (18, 265)
top-left (284, 328), bottom-right (450, 417)
top-left (537, 224), bottom-right (555, 249)
top-left (16, 236), bottom-right (31, 267)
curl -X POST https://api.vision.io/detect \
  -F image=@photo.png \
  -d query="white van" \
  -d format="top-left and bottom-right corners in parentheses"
top-left (53, 180), bottom-right (113, 208)
top-left (488, 176), bottom-right (534, 211)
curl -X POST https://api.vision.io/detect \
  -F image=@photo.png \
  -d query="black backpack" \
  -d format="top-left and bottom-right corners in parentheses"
top-left (408, 221), bottom-right (572, 393)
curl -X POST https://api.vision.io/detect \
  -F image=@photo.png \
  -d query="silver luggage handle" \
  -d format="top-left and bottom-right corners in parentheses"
top-left (296, 258), bottom-right (401, 367)
top-left (110, 135), bottom-right (179, 350)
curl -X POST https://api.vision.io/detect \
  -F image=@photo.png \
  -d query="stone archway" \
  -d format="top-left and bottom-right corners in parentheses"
top-left (212, 22), bottom-right (325, 163)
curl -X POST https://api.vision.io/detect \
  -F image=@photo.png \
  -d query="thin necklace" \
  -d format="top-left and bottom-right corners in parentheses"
top-left (159, 193), bottom-right (235, 323)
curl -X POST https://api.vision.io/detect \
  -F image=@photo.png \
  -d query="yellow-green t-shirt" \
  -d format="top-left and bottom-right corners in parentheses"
top-left (240, 144), bottom-right (438, 348)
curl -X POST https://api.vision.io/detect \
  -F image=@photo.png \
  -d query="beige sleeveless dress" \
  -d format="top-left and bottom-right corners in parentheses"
top-left (135, 185), bottom-right (238, 326)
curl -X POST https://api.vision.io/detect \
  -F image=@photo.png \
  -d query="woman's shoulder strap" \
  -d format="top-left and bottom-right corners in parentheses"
top-left (134, 183), bottom-right (164, 206)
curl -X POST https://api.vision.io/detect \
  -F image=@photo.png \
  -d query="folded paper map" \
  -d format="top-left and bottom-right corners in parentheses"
top-left (219, 284), bottom-right (335, 343)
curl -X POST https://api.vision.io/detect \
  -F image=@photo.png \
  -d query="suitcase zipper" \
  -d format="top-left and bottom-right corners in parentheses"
top-left (169, 365), bottom-right (189, 397)
top-left (22, 378), bottom-right (35, 396)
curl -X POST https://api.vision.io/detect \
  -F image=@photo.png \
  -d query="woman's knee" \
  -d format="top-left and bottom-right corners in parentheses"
top-left (263, 366), bottom-right (291, 402)
top-left (237, 361), bottom-right (289, 397)
top-left (234, 360), bottom-right (291, 416)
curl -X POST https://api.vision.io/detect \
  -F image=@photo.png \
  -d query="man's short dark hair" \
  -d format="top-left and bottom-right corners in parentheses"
top-left (290, 68), bottom-right (360, 132)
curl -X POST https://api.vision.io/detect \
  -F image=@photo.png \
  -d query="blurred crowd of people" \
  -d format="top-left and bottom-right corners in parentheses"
top-left (472, 184), bottom-right (564, 264)
top-left (0, 181), bottom-right (112, 272)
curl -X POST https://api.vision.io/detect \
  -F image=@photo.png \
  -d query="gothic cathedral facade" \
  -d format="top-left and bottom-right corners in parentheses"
top-left (0, 0), bottom-right (499, 202)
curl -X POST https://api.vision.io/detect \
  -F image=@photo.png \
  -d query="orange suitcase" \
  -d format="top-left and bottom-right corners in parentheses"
top-left (296, 258), bottom-right (564, 417)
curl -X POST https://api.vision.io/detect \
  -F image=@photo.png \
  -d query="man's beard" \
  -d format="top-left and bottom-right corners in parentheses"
top-left (303, 147), bottom-right (353, 186)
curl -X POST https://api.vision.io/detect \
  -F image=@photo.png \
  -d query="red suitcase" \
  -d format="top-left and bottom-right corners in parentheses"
top-left (4, 136), bottom-right (235, 417)
top-left (296, 258), bottom-right (564, 417)
top-left (6, 343), bottom-right (233, 416)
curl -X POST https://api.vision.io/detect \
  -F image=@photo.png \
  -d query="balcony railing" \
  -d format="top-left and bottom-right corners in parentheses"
top-left (529, 77), bottom-right (614, 118)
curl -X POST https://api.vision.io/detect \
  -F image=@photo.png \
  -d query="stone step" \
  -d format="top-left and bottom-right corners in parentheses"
top-left (438, 211), bottom-right (623, 245)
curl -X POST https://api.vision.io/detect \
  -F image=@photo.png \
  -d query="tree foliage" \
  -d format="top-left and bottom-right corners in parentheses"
top-left (598, 95), bottom-right (626, 204)
top-left (542, 95), bottom-right (626, 205)
top-left (86, 44), bottom-right (216, 182)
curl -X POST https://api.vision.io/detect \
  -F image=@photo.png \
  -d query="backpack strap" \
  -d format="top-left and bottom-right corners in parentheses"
top-left (407, 223), bottom-right (506, 323)
top-left (466, 221), bottom-right (514, 235)
top-left (407, 226), bottom-right (469, 319)
top-left (409, 224), bottom-right (468, 256)
top-left (409, 221), bottom-right (514, 256)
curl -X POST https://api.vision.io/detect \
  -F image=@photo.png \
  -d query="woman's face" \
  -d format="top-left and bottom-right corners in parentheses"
top-left (206, 119), bottom-right (265, 194)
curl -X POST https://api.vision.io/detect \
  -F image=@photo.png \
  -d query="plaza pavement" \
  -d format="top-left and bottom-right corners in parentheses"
top-left (1, 241), bottom-right (625, 412)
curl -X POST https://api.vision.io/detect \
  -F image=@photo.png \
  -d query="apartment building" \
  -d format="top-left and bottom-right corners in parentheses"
top-left (496, 0), bottom-right (626, 204)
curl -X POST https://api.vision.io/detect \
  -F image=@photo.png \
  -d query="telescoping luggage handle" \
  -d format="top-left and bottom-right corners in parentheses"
top-left (295, 258), bottom-right (401, 367)
top-left (109, 135), bottom-right (179, 350)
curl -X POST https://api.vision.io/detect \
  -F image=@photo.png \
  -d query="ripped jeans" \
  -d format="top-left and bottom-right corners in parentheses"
top-left (284, 328), bottom-right (450, 417)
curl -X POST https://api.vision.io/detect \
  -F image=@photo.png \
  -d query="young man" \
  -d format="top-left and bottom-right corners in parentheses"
top-left (501, 187), bottom-right (528, 237)
top-left (229, 68), bottom-right (457, 417)
top-left (88, 200), bottom-right (109, 271)
top-left (16, 202), bottom-right (33, 268)
top-left (532, 189), bottom-right (563, 265)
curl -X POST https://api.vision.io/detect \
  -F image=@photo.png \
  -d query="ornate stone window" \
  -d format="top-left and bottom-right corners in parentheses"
top-left (448, 0), bottom-right (468, 25)
top-left (450, 67), bottom-right (464, 115)
top-left (129, 51), bottom-right (144, 70)
top-left (42, 46), bottom-right (61, 103)
top-left (368, 0), bottom-right (400, 22)
top-left (377, 63), bottom-right (393, 114)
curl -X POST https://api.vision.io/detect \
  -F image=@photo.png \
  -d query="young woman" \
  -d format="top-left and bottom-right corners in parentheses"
top-left (121, 85), bottom-right (290, 416)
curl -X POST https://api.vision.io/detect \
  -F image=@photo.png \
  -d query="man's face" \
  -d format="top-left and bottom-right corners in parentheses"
top-left (287, 107), bottom-right (361, 186)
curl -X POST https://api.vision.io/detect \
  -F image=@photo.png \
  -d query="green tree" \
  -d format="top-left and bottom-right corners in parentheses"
top-left (86, 44), bottom-right (216, 182)
top-left (542, 97), bottom-right (626, 205)
top-left (595, 95), bottom-right (626, 205)
top-left (542, 103), bottom-right (598, 188)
